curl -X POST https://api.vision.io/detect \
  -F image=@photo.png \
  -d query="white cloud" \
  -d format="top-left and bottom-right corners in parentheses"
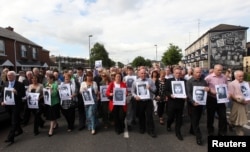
top-left (0, 0), bottom-right (250, 64)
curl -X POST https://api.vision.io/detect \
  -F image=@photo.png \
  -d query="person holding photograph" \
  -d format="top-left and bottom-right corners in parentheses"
top-left (60, 73), bottom-right (78, 132)
top-left (106, 72), bottom-right (127, 135)
top-left (131, 68), bottom-right (157, 138)
top-left (228, 70), bottom-right (249, 136)
top-left (80, 71), bottom-right (98, 135)
top-left (44, 74), bottom-right (60, 137)
top-left (0, 71), bottom-right (25, 144)
top-left (165, 67), bottom-right (186, 141)
top-left (99, 70), bottom-right (111, 129)
top-left (186, 67), bottom-right (209, 145)
top-left (205, 64), bottom-right (228, 136)
top-left (27, 75), bottom-right (45, 136)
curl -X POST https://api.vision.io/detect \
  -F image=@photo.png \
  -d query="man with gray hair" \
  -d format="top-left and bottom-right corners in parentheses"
top-left (228, 70), bottom-right (249, 136)
top-left (0, 71), bottom-right (26, 144)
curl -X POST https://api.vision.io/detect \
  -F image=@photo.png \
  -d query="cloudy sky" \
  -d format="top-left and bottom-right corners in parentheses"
top-left (0, 0), bottom-right (250, 64)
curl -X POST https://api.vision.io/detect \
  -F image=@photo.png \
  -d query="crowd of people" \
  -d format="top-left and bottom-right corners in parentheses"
top-left (0, 64), bottom-right (249, 146)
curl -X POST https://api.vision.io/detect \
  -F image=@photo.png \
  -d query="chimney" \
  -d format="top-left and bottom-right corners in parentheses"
top-left (6, 26), bottom-right (14, 31)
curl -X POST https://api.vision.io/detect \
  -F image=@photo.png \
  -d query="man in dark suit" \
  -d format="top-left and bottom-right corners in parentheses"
top-left (0, 71), bottom-right (26, 144)
top-left (166, 67), bottom-right (186, 141)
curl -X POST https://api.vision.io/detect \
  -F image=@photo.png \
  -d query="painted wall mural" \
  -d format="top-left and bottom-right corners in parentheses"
top-left (210, 30), bottom-right (246, 70)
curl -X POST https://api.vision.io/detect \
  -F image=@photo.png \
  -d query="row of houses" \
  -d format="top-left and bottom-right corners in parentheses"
top-left (0, 26), bottom-right (88, 72)
top-left (182, 24), bottom-right (249, 72)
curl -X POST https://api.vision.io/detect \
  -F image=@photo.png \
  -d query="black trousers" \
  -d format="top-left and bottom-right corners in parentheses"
top-left (112, 106), bottom-right (126, 133)
top-left (6, 105), bottom-right (23, 141)
top-left (206, 96), bottom-right (227, 135)
top-left (137, 100), bottom-right (155, 132)
top-left (61, 108), bottom-right (76, 130)
top-left (167, 100), bottom-right (184, 135)
top-left (22, 103), bottom-right (31, 124)
top-left (78, 96), bottom-right (86, 128)
top-left (157, 101), bottom-right (165, 117)
top-left (31, 108), bottom-right (44, 133)
top-left (189, 104), bottom-right (203, 139)
top-left (101, 102), bottom-right (109, 126)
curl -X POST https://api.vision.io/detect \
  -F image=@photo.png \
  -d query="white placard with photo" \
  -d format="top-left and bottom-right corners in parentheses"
top-left (113, 88), bottom-right (126, 105)
top-left (100, 85), bottom-right (109, 102)
top-left (95, 60), bottom-right (102, 69)
top-left (58, 83), bottom-right (72, 100)
top-left (193, 86), bottom-right (207, 105)
top-left (125, 76), bottom-right (136, 91)
top-left (240, 82), bottom-right (250, 100)
top-left (136, 82), bottom-right (150, 99)
top-left (27, 92), bottom-right (39, 109)
top-left (171, 81), bottom-right (187, 98)
top-left (4, 88), bottom-right (15, 105)
top-left (43, 88), bottom-right (51, 105)
top-left (215, 84), bottom-right (229, 103)
top-left (82, 88), bottom-right (95, 105)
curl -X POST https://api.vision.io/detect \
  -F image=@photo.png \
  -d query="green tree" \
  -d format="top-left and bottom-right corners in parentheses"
top-left (117, 62), bottom-right (124, 68)
top-left (131, 56), bottom-right (148, 67)
top-left (145, 59), bottom-right (152, 68)
top-left (161, 43), bottom-right (182, 66)
top-left (90, 42), bottom-right (115, 68)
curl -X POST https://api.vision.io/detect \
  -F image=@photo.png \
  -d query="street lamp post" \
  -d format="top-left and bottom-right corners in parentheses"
top-left (154, 44), bottom-right (157, 61)
top-left (88, 35), bottom-right (93, 68)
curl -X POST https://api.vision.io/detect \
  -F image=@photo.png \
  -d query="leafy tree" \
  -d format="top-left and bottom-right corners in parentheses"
top-left (90, 42), bottom-right (115, 68)
top-left (131, 56), bottom-right (147, 68)
top-left (145, 59), bottom-right (152, 68)
top-left (161, 43), bottom-right (182, 66)
top-left (117, 62), bottom-right (124, 68)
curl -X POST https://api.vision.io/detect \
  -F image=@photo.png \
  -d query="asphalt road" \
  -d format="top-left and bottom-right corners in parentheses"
top-left (0, 106), bottom-right (249, 152)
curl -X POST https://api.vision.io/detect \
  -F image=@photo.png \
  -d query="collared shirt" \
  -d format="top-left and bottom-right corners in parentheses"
top-left (131, 78), bottom-right (156, 100)
top-left (205, 73), bottom-right (227, 97)
top-left (186, 77), bottom-right (208, 103)
top-left (8, 80), bottom-right (15, 88)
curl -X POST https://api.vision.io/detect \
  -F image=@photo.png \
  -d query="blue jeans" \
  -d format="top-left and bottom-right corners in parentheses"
top-left (85, 104), bottom-right (97, 130)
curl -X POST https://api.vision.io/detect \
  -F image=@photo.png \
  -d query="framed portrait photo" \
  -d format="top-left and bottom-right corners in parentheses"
top-left (4, 87), bottom-right (15, 105)
top-left (240, 82), bottom-right (250, 100)
top-left (171, 81), bottom-right (186, 98)
top-left (136, 82), bottom-right (150, 99)
top-left (58, 83), bottom-right (71, 100)
top-left (113, 88), bottom-right (126, 105)
top-left (100, 85), bottom-right (109, 102)
top-left (215, 84), bottom-right (229, 103)
top-left (82, 88), bottom-right (95, 105)
top-left (193, 86), bottom-right (207, 105)
top-left (27, 92), bottom-right (39, 109)
top-left (43, 88), bottom-right (51, 105)
top-left (125, 76), bottom-right (136, 91)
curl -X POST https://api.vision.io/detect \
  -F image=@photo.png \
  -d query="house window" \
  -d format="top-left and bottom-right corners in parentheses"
top-left (21, 45), bottom-right (27, 57)
top-left (32, 47), bottom-right (37, 59)
top-left (0, 40), bottom-right (5, 55)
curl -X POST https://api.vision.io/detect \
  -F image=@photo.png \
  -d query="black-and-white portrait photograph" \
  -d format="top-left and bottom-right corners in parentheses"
top-left (192, 86), bottom-right (207, 105)
top-left (240, 82), bottom-right (250, 100)
top-left (125, 76), bottom-right (136, 91)
top-left (58, 84), bottom-right (71, 100)
top-left (43, 88), bottom-right (51, 105)
top-left (95, 60), bottom-right (102, 69)
top-left (82, 88), bottom-right (94, 105)
top-left (100, 85), bottom-right (109, 102)
top-left (113, 88), bottom-right (126, 105)
top-left (171, 81), bottom-right (186, 98)
top-left (215, 84), bottom-right (229, 103)
top-left (4, 87), bottom-right (15, 105)
top-left (136, 82), bottom-right (150, 99)
top-left (27, 92), bottom-right (39, 109)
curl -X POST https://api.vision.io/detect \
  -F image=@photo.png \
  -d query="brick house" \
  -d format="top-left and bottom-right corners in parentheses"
top-left (0, 26), bottom-right (50, 72)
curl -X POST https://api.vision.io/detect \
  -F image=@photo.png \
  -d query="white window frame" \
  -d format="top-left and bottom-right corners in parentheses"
top-left (32, 47), bottom-right (37, 59)
top-left (0, 40), bottom-right (5, 55)
top-left (21, 45), bottom-right (27, 58)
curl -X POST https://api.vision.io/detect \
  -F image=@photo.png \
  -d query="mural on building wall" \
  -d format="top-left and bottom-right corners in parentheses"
top-left (210, 31), bottom-right (245, 70)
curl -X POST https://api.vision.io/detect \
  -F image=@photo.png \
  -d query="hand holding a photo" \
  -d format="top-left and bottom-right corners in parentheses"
top-left (193, 102), bottom-right (200, 106)
top-left (12, 88), bottom-right (17, 95)
top-left (135, 95), bottom-right (141, 101)
top-left (170, 94), bottom-right (175, 99)
top-left (1, 102), bottom-right (6, 106)
top-left (204, 87), bottom-right (210, 92)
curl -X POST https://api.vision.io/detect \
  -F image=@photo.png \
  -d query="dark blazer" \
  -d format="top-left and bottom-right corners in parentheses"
top-left (1, 81), bottom-right (26, 106)
top-left (165, 78), bottom-right (186, 107)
